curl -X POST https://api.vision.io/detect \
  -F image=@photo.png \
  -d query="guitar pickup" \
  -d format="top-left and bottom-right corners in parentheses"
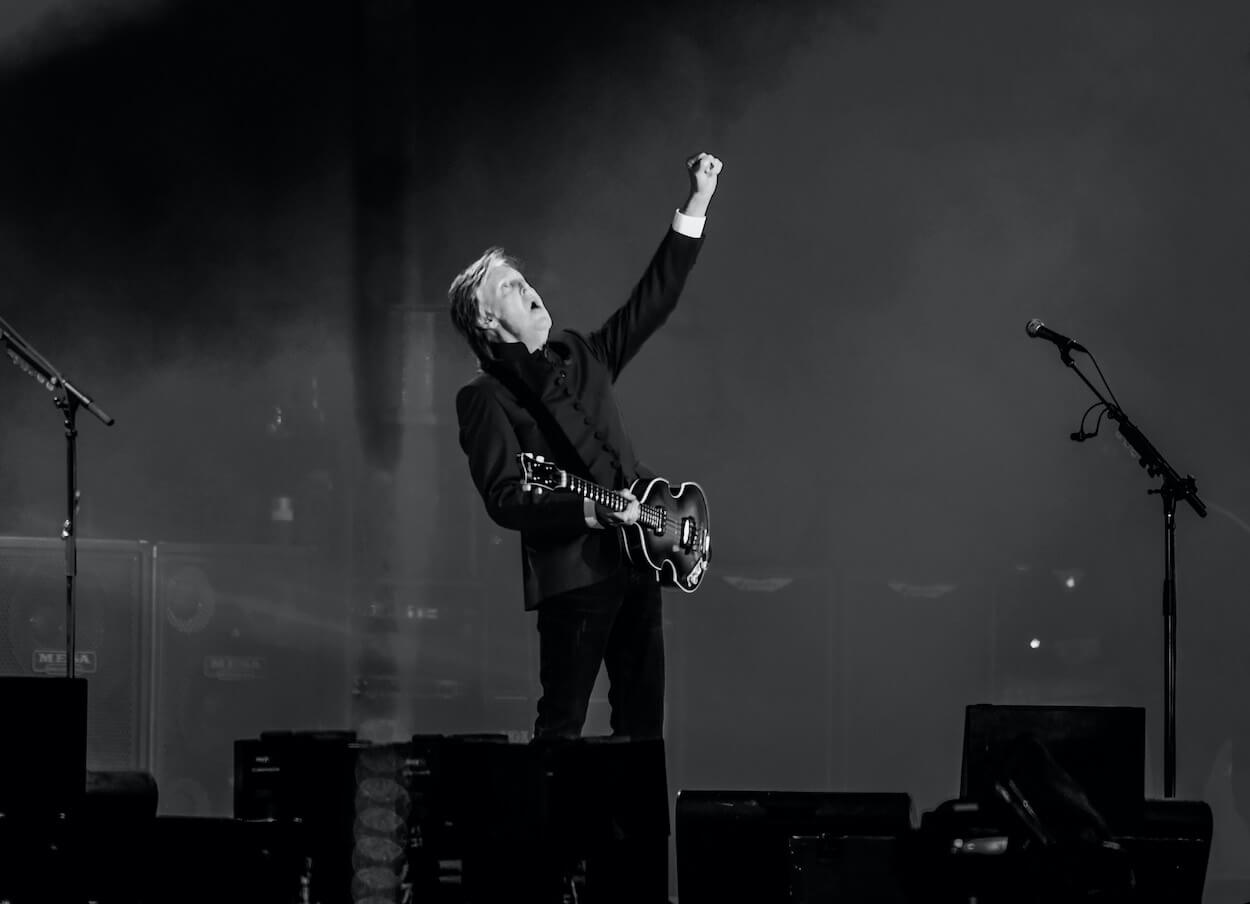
top-left (679, 517), bottom-right (695, 551)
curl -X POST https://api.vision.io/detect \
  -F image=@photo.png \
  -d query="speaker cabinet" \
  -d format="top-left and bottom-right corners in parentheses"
top-left (0, 676), bottom-right (87, 814)
top-left (787, 834), bottom-right (911, 904)
top-left (0, 536), bottom-right (153, 771)
top-left (671, 568), bottom-right (841, 793)
top-left (151, 543), bottom-right (350, 816)
top-left (676, 789), bottom-right (913, 904)
top-left (1118, 798), bottom-right (1213, 904)
top-left (143, 817), bottom-right (303, 904)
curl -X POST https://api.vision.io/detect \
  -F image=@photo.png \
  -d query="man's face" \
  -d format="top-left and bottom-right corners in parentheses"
top-left (478, 263), bottom-right (551, 350)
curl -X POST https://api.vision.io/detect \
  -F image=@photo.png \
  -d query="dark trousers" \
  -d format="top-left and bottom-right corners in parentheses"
top-left (534, 567), bottom-right (665, 740)
top-left (533, 568), bottom-right (670, 902)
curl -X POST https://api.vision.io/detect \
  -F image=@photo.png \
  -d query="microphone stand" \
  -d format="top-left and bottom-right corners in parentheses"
top-left (0, 315), bottom-right (114, 681)
top-left (1048, 344), bottom-right (1204, 799)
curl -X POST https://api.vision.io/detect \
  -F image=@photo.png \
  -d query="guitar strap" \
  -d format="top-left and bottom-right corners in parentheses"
top-left (484, 357), bottom-right (595, 482)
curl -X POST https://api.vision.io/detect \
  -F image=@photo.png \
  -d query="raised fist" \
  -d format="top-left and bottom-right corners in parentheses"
top-left (686, 152), bottom-right (723, 196)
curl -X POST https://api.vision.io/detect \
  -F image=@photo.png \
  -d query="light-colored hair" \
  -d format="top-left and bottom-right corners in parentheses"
top-left (447, 246), bottom-right (521, 366)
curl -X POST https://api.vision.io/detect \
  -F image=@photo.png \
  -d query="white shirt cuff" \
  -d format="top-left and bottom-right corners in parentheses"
top-left (672, 209), bottom-right (706, 238)
top-left (584, 497), bottom-right (603, 529)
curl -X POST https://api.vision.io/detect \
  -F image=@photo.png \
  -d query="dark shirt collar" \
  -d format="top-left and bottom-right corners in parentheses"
top-left (490, 338), bottom-right (569, 369)
top-left (492, 341), bottom-right (546, 364)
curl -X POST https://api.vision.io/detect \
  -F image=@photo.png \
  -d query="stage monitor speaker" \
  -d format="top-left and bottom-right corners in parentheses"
top-left (0, 536), bottom-right (153, 771)
top-left (151, 542), bottom-right (351, 816)
top-left (671, 568), bottom-right (841, 793)
top-left (675, 789), bottom-right (913, 904)
top-left (961, 703), bottom-right (1145, 831)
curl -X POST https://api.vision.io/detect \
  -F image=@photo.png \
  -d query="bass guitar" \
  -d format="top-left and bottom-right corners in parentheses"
top-left (516, 452), bottom-right (711, 592)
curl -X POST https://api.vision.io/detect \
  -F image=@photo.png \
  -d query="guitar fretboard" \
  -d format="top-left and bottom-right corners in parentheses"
top-left (565, 474), bottom-right (665, 531)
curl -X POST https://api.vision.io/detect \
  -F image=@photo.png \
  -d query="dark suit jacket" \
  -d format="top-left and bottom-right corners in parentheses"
top-left (456, 227), bottom-right (703, 609)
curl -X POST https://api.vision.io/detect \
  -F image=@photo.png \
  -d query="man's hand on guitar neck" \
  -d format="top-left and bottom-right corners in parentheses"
top-left (594, 488), bottom-right (641, 528)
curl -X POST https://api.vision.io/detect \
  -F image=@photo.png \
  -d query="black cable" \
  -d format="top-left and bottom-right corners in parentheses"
top-left (1073, 402), bottom-right (1108, 441)
top-left (1085, 351), bottom-right (1121, 409)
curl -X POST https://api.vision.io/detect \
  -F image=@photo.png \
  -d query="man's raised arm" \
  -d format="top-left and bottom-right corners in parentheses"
top-left (586, 152), bottom-right (724, 379)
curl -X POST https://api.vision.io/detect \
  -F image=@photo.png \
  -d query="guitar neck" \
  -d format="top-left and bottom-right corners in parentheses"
top-left (563, 473), bottom-right (663, 529)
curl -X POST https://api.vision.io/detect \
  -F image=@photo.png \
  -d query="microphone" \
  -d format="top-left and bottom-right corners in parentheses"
top-left (1026, 319), bottom-right (1087, 353)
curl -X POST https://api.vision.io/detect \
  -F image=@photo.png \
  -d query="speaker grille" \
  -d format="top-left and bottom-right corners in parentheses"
top-left (151, 542), bottom-right (350, 816)
top-left (0, 536), bottom-right (153, 771)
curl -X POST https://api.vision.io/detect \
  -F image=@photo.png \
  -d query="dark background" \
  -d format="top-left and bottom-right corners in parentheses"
top-left (1, 0), bottom-right (1250, 895)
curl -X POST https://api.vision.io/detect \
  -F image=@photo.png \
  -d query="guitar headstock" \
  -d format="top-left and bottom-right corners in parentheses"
top-left (516, 452), bottom-right (568, 493)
